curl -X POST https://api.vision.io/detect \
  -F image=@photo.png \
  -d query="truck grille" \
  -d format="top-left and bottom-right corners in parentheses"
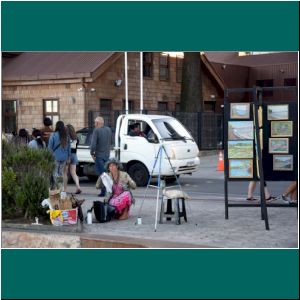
top-left (177, 165), bottom-right (198, 173)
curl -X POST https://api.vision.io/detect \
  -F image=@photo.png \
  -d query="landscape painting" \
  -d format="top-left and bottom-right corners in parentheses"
top-left (229, 159), bottom-right (253, 178)
top-left (271, 121), bottom-right (293, 137)
top-left (228, 140), bottom-right (253, 158)
top-left (230, 103), bottom-right (250, 119)
top-left (267, 104), bottom-right (289, 120)
top-left (269, 138), bottom-right (289, 153)
top-left (273, 155), bottom-right (293, 171)
top-left (228, 121), bottom-right (254, 140)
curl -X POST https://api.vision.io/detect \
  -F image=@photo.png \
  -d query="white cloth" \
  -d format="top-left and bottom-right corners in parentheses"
top-left (101, 172), bottom-right (113, 194)
top-left (163, 189), bottom-right (190, 199)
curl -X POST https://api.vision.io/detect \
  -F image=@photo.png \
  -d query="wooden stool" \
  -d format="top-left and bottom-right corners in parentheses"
top-left (159, 189), bottom-right (189, 225)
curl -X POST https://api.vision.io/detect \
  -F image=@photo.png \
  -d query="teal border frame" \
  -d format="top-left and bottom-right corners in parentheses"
top-left (1, 1), bottom-right (299, 299)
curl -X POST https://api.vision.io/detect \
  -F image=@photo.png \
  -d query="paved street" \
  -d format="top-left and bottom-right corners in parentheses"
top-left (3, 154), bottom-right (298, 248)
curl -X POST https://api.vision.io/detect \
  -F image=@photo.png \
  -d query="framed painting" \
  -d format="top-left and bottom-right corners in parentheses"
top-left (269, 138), bottom-right (289, 154)
top-left (267, 104), bottom-right (289, 120)
top-left (228, 121), bottom-right (254, 140)
top-left (230, 103), bottom-right (250, 119)
top-left (273, 155), bottom-right (293, 171)
top-left (228, 140), bottom-right (253, 158)
top-left (229, 159), bottom-right (253, 178)
top-left (271, 121), bottom-right (293, 137)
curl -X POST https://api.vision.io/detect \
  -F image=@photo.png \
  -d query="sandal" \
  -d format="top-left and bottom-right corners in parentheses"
top-left (265, 196), bottom-right (277, 202)
top-left (246, 197), bottom-right (258, 201)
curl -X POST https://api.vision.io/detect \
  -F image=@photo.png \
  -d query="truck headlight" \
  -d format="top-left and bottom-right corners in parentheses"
top-left (169, 148), bottom-right (176, 159)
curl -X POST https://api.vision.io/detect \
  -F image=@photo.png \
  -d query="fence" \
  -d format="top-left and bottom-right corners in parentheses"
top-left (88, 110), bottom-right (223, 150)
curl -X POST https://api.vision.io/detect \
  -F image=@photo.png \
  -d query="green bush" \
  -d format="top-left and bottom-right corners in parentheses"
top-left (2, 140), bottom-right (55, 220)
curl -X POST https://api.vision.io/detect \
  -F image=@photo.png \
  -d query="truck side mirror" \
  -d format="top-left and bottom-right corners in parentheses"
top-left (148, 133), bottom-right (158, 143)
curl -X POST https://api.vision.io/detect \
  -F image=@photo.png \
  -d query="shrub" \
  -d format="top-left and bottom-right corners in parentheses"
top-left (2, 141), bottom-right (55, 220)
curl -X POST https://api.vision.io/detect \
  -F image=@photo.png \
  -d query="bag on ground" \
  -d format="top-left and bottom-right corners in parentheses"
top-left (93, 201), bottom-right (115, 223)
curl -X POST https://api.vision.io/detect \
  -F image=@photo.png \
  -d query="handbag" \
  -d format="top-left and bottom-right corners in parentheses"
top-left (93, 201), bottom-right (116, 223)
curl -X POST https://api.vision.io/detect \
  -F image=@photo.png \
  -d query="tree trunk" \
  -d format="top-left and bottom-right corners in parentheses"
top-left (180, 52), bottom-right (203, 112)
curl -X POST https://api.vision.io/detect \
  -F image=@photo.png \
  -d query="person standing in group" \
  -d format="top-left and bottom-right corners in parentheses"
top-left (41, 117), bottom-right (53, 146)
top-left (14, 128), bottom-right (31, 145)
top-left (28, 129), bottom-right (46, 149)
top-left (48, 121), bottom-right (70, 190)
top-left (246, 181), bottom-right (276, 202)
top-left (90, 116), bottom-right (112, 197)
top-left (64, 124), bottom-right (82, 194)
top-left (277, 181), bottom-right (297, 204)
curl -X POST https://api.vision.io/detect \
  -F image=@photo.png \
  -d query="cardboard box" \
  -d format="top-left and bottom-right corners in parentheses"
top-left (49, 208), bottom-right (78, 226)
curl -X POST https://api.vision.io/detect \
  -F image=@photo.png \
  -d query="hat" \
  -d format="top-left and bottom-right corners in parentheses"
top-left (105, 158), bottom-right (123, 171)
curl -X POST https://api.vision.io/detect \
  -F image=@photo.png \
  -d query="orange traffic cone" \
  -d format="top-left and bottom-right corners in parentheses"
top-left (217, 151), bottom-right (224, 171)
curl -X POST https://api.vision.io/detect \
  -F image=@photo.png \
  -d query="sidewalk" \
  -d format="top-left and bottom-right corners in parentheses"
top-left (2, 155), bottom-right (298, 248)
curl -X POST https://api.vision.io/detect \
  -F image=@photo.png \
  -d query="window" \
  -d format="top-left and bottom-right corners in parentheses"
top-left (158, 101), bottom-right (168, 112)
top-left (100, 99), bottom-right (112, 127)
top-left (284, 78), bottom-right (297, 86)
top-left (122, 100), bottom-right (134, 113)
top-left (159, 53), bottom-right (170, 81)
top-left (43, 99), bottom-right (59, 125)
top-left (176, 55), bottom-right (183, 83)
top-left (2, 100), bottom-right (17, 133)
top-left (256, 79), bottom-right (274, 97)
top-left (143, 52), bottom-right (153, 78)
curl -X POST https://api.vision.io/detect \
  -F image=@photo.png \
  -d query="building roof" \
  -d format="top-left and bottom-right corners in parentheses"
top-left (2, 52), bottom-right (115, 81)
top-left (205, 51), bottom-right (298, 67)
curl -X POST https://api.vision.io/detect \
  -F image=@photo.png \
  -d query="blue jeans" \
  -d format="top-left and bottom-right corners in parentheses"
top-left (95, 157), bottom-right (107, 175)
top-left (95, 157), bottom-right (108, 195)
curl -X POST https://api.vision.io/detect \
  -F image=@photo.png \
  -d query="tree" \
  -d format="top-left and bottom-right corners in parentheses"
top-left (180, 52), bottom-right (203, 112)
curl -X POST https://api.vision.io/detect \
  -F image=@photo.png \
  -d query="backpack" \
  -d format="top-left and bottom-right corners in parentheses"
top-left (93, 201), bottom-right (116, 223)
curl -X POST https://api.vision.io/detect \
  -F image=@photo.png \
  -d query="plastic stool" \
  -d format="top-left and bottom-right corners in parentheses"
top-left (159, 189), bottom-right (189, 225)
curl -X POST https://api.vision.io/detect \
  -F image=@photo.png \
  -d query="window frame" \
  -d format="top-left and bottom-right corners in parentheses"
top-left (176, 55), bottom-right (183, 83)
top-left (143, 52), bottom-right (153, 79)
top-left (2, 99), bottom-right (17, 133)
top-left (43, 99), bottom-right (60, 125)
top-left (159, 52), bottom-right (170, 81)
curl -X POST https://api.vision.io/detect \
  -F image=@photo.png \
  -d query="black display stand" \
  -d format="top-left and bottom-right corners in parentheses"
top-left (224, 86), bottom-right (298, 230)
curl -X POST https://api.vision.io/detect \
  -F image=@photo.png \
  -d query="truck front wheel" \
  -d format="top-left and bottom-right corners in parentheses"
top-left (128, 163), bottom-right (149, 187)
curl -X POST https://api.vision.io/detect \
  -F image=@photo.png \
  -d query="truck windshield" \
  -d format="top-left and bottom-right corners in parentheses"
top-left (152, 118), bottom-right (194, 142)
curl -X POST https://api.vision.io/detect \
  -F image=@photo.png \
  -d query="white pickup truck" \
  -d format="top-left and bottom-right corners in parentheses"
top-left (76, 114), bottom-right (200, 186)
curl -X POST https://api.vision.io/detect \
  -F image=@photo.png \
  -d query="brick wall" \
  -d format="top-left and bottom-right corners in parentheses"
top-left (85, 52), bottom-right (182, 123)
top-left (2, 82), bottom-right (85, 132)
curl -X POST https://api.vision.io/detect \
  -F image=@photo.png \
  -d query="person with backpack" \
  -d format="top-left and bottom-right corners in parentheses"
top-left (28, 129), bottom-right (46, 149)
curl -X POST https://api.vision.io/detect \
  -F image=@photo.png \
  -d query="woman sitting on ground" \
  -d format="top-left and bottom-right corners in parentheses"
top-left (96, 159), bottom-right (136, 220)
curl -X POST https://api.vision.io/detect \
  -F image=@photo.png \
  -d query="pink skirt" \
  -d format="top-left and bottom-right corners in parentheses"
top-left (109, 191), bottom-right (132, 214)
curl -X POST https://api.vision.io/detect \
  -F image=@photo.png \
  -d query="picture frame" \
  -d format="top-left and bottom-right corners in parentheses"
top-left (230, 103), bottom-right (250, 119)
top-left (269, 138), bottom-right (289, 154)
top-left (228, 140), bottom-right (253, 158)
top-left (229, 159), bottom-right (253, 178)
top-left (228, 121), bottom-right (254, 140)
top-left (267, 104), bottom-right (289, 120)
top-left (271, 121), bottom-right (293, 137)
top-left (273, 155), bottom-right (293, 171)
